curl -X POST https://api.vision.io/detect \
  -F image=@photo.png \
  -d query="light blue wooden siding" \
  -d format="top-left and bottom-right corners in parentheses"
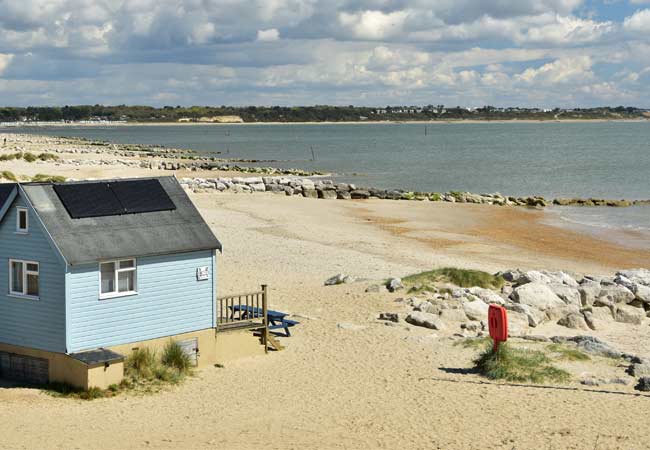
top-left (67, 250), bottom-right (215, 352)
top-left (0, 194), bottom-right (66, 352)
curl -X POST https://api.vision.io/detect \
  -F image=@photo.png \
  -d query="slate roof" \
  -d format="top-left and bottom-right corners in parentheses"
top-left (21, 176), bottom-right (222, 266)
top-left (0, 183), bottom-right (17, 222)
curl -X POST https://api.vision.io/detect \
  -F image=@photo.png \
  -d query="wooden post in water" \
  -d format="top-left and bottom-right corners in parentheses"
top-left (262, 284), bottom-right (269, 354)
top-left (310, 145), bottom-right (316, 161)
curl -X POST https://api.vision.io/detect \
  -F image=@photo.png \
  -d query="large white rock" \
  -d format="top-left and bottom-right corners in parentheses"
top-left (521, 270), bottom-right (553, 285)
top-left (511, 283), bottom-right (565, 311)
top-left (558, 313), bottom-right (589, 330)
top-left (579, 280), bottom-right (603, 306)
top-left (632, 283), bottom-right (650, 303)
top-left (506, 310), bottom-right (530, 336)
top-left (466, 287), bottom-right (506, 305)
top-left (548, 284), bottom-right (582, 307)
top-left (615, 305), bottom-right (645, 325)
top-left (507, 303), bottom-right (546, 327)
top-left (405, 312), bottom-right (445, 330)
top-left (599, 284), bottom-right (635, 304)
top-left (462, 300), bottom-right (489, 321)
top-left (617, 269), bottom-right (650, 286)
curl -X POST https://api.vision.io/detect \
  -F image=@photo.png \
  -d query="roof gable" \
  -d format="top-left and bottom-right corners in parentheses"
top-left (0, 183), bottom-right (17, 223)
top-left (22, 177), bottom-right (222, 265)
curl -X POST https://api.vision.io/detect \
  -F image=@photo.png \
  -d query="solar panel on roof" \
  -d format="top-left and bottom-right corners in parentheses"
top-left (53, 179), bottom-right (176, 219)
top-left (109, 179), bottom-right (176, 214)
top-left (54, 183), bottom-right (124, 219)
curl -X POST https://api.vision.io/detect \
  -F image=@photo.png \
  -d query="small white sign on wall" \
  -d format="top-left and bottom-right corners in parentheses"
top-left (196, 266), bottom-right (209, 281)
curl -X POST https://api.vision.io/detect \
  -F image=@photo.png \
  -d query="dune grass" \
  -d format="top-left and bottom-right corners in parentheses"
top-left (403, 267), bottom-right (504, 292)
top-left (31, 174), bottom-right (67, 183)
top-left (473, 341), bottom-right (570, 384)
top-left (546, 343), bottom-right (591, 361)
top-left (46, 342), bottom-right (193, 401)
top-left (1, 170), bottom-right (18, 181)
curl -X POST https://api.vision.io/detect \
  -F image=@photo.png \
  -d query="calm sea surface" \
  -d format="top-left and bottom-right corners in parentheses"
top-left (3, 122), bottom-right (649, 248)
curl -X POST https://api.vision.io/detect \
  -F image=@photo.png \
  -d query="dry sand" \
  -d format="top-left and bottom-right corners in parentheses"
top-left (1, 136), bottom-right (650, 450)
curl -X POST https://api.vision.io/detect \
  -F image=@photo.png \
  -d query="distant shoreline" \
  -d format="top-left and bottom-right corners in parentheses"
top-left (1, 118), bottom-right (649, 127)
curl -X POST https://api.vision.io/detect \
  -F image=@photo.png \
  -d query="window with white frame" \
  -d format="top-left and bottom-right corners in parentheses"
top-left (9, 260), bottom-right (39, 298)
top-left (16, 207), bottom-right (28, 233)
top-left (100, 258), bottom-right (137, 298)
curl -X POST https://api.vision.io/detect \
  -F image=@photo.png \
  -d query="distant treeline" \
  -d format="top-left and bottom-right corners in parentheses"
top-left (0, 105), bottom-right (647, 123)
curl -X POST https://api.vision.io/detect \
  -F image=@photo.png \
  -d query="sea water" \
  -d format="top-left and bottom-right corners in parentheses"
top-left (4, 121), bottom-right (649, 248)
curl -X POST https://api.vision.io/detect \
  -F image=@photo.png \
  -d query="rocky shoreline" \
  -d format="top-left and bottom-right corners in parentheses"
top-left (2, 133), bottom-right (648, 207)
top-left (179, 175), bottom-right (650, 208)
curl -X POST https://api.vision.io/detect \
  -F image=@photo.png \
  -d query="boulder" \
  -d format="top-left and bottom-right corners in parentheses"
top-left (337, 191), bottom-right (352, 200)
top-left (324, 274), bottom-right (354, 286)
top-left (414, 301), bottom-right (434, 313)
top-left (499, 269), bottom-right (523, 283)
top-left (579, 280), bottom-right (603, 306)
top-left (545, 305), bottom-right (580, 322)
top-left (548, 284), bottom-right (582, 307)
top-left (617, 269), bottom-right (650, 286)
top-left (635, 377), bottom-right (650, 392)
top-left (615, 305), bottom-right (645, 325)
top-left (506, 310), bottom-right (530, 336)
top-left (557, 313), bottom-right (589, 330)
top-left (250, 182), bottom-right (266, 192)
top-left (466, 287), bottom-right (506, 305)
top-left (350, 190), bottom-right (370, 199)
top-left (511, 282), bottom-right (565, 311)
top-left (378, 312), bottom-right (399, 323)
top-left (405, 312), bottom-right (445, 330)
top-left (302, 188), bottom-right (318, 199)
top-left (462, 300), bottom-right (489, 321)
top-left (632, 283), bottom-right (650, 303)
top-left (386, 278), bottom-right (404, 293)
top-left (582, 311), bottom-right (597, 330)
top-left (318, 189), bottom-right (338, 200)
top-left (552, 335), bottom-right (622, 358)
top-left (506, 303), bottom-right (546, 327)
top-left (629, 363), bottom-right (650, 377)
top-left (520, 270), bottom-right (553, 285)
top-left (599, 284), bottom-right (635, 304)
top-left (590, 306), bottom-right (614, 321)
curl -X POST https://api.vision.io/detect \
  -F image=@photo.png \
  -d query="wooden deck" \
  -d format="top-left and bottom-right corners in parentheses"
top-left (216, 285), bottom-right (270, 352)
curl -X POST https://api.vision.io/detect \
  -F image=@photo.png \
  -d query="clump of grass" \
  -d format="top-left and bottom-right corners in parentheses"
top-left (474, 341), bottom-right (570, 383)
top-left (37, 152), bottom-right (59, 161)
top-left (546, 343), bottom-right (591, 361)
top-left (125, 347), bottom-right (158, 380)
top-left (161, 341), bottom-right (193, 373)
top-left (23, 152), bottom-right (37, 162)
top-left (31, 174), bottom-right (67, 183)
top-left (403, 267), bottom-right (504, 292)
top-left (0, 152), bottom-right (22, 161)
top-left (1, 170), bottom-right (17, 181)
top-left (45, 382), bottom-right (113, 401)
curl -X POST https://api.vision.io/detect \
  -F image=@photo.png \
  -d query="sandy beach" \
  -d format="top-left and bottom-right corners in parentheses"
top-left (1, 134), bottom-right (650, 449)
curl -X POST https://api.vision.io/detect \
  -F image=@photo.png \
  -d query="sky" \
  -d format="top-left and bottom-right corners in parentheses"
top-left (0, 0), bottom-right (649, 108)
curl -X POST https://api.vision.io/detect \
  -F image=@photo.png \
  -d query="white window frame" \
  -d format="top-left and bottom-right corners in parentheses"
top-left (16, 207), bottom-right (28, 234)
top-left (99, 258), bottom-right (137, 300)
top-left (8, 259), bottom-right (39, 300)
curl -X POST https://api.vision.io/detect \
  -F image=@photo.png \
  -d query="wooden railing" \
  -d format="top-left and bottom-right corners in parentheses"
top-left (217, 285), bottom-right (269, 352)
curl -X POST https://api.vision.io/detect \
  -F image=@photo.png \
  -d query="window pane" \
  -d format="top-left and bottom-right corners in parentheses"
top-left (18, 210), bottom-right (27, 230)
top-left (26, 263), bottom-right (38, 272)
top-left (100, 262), bottom-right (115, 294)
top-left (118, 271), bottom-right (135, 292)
top-left (27, 274), bottom-right (39, 297)
top-left (119, 259), bottom-right (134, 269)
top-left (11, 262), bottom-right (23, 293)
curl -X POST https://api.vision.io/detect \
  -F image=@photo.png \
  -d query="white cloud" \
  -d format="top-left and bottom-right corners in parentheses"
top-left (338, 10), bottom-right (411, 40)
top-left (257, 28), bottom-right (280, 42)
top-left (515, 56), bottom-right (593, 85)
top-left (623, 9), bottom-right (650, 32)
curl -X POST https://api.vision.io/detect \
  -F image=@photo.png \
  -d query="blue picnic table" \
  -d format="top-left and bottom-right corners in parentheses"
top-left (229, 304), bottom-right (299, 337)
